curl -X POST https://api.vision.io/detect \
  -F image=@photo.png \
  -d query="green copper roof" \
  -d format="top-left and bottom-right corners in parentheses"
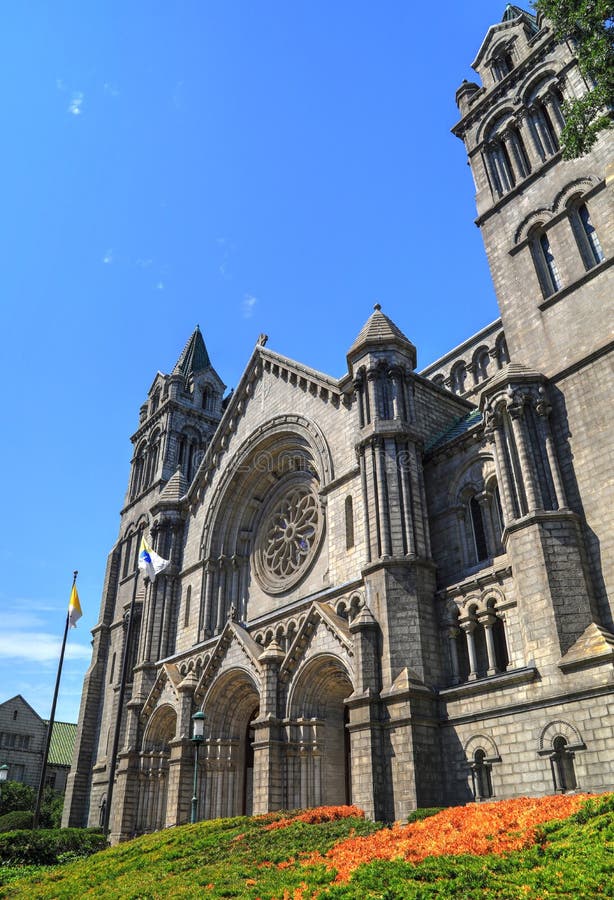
top-left (502, 4), bottom-right (538, 31)
top-left (45, 720), bottom-right (77, 767)
top-left (173, 325), bottom-right (211, 376)
top-left (426, 408), bottom-right (482, 453)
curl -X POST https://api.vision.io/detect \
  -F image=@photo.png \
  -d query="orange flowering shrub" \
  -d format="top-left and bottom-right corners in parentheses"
top-left (264, 804), bottom-right (364, 831)
top-left (301, 793), bottom-right (591, 883)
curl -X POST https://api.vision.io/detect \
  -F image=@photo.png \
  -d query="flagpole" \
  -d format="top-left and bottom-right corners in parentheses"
top-left (33, 570), bottom-right (78, 830)
top-left (103, 565), bottom-right (141, 836)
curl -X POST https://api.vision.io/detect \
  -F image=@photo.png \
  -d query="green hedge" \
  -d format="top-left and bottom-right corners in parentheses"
top-left (0, 828), bottom-right (107, 865)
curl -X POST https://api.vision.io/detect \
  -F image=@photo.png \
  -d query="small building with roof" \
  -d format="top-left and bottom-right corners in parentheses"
top-left (0, 695), bottom-right (77, 794)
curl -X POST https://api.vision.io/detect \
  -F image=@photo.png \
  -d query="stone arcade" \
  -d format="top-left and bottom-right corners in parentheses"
top-left (64, 6), bottom-right (614, 841)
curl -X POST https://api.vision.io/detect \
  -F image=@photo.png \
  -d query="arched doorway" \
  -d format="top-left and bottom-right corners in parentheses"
top-left (137, 704), bottom-right (177, 833)
top-left (202, 669), bottom-right (260, 819)
top-left (286, 654), bottom-right (353, 809)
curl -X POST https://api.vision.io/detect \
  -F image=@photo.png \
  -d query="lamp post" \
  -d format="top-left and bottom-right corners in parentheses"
top-left (190, 711), bottom-right (205, 824)
top-left (0, 764), bottom-right (8, 805)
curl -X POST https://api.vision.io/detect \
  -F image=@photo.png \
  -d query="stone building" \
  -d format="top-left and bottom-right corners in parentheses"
top-left (64, 6), bottom-right (614, 841)
top-left (0, 696), bottom-right (77, 794)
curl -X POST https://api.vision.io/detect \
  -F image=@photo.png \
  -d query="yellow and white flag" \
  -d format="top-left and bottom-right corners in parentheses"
top-left (68, 583), bottom-right (83, 628)
top-left (138, 538), bottom-right (170, 582)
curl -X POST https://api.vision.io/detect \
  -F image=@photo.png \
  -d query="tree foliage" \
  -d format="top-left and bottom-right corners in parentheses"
top-left (0, 782), bottom-right (63, 828)
top-left (534, 0), bottom-right (614, 157)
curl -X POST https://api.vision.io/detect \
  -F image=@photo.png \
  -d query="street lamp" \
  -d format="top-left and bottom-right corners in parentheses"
top-left (190, 711), bottom-right (206, 824)
top-left (0, 764), bottom-right (8, 804)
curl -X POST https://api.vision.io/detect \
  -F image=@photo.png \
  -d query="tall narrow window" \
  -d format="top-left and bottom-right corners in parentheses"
top-left (530, 228), bottom-right (561, 297)
top-left (570, 202), bottom-right (605, 269)
top-left (184, 586), bottom-right (192, 627)
top-left (345, 496), bottom-right (355, 550)
top-left (122, 534), bottom-right (134, 578)
top-left (470, 497), bottom-right (489, 562)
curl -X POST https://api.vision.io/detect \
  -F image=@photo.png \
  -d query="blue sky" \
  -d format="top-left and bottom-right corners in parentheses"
top-left (0, 1), bottom-right (510, 724)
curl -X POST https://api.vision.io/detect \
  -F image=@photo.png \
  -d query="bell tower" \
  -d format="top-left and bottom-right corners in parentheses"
top-left (452, 5), bottom-right (613, 377)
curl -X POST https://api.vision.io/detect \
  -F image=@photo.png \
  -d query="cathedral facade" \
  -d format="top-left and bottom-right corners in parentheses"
top-left (64, 6), bottom-right (614, 841)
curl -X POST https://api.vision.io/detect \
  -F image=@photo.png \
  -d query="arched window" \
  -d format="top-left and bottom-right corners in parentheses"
top-left (202, 386), bottom-right (213, 411)
top-left (569, 201), bottom-right (605, 270)
top-left (122, 532), bottom-right (135, 578)
top-left (530, 227), bottom-right (561, 297)
top-left (470, 496), bottom-right (489, 562)
top-left (345, 496), bottom-right (355, 550)
top-left (150, 390), bottom-right (160, 415)
top-left (130, 443), bottom-right (147, 499)
top-left (491, 51), bottom-right (514, 81)
top-left (451, 362), bottom-right (468, 395)
top-left (472, 748), bottom-right (494, 800)
top-left (146, 431), bottom-right (161, 488)
top-left (473, 348), bottom-right (491, 383)
top-left (551, 737), bottom-right (577, 792)
top-left (177, 430), bottom-right (202, 481)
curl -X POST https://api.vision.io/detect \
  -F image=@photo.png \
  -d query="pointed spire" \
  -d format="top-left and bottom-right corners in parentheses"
top-left (173, 325), bottom-right (211, 376)
top-left (347, 304), bottom-right (416, 367)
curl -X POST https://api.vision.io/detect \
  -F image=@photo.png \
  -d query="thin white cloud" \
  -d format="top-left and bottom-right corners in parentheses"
top-left (68, 92), bottom-right (84, 116)
top-left (136, 258), bottom-right (153, 268)
top-left (0, 632), bottom-right (91, 663)
top-left (56, 77), bottom-right (66, 92)
top-left (156, 281), bottom-right (165, 291)
top-left (103, 249), bottom-right (114, 264)
top-left (103, 82), bottom-right (119, 97)
top-left (242, 294), bottom-right (258, 318)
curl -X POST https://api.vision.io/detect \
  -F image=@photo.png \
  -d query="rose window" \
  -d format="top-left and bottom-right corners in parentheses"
top-left (255, 481), bottom-right (322, 593)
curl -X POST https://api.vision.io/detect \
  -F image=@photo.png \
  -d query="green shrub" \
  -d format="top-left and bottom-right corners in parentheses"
top-left (406, 806), bottom-right (443, 823)
top-left (0, 810), bottom-right (33, 832)
top-left (0, 781), bottom-right (35, 816)
top-left (0, 827), bottom-right (107, 866)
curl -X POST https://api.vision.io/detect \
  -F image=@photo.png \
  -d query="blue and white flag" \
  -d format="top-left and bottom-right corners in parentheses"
top-left (138, 538), bottom-right (170, 582)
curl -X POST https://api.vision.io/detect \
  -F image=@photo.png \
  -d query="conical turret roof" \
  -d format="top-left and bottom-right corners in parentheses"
top-left (173, 325), bottom-right (211, 376)
top-left (347, 304), bottom-right (416, 367)
top-left (158, 466), bottom-right (188, 502)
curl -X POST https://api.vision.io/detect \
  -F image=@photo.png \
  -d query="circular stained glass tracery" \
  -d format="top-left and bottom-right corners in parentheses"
top-left (255, 480), bottom-right (322, 593)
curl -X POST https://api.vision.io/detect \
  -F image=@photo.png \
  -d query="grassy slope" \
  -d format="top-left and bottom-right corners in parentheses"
top-left (1, 797), bottom-right (613, 900)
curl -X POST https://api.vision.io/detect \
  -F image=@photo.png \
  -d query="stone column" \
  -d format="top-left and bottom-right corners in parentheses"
top-left (366, 369), bottom-right (378, 423)
top-left (535, 389), bottom-right (567, 510)
top-left (517, 108), bottom-right (543, 168)
top-left (484, 408), bottom-right (517, 522)
top-left (482, 614), bottom-right (499, 676)
top-left (447, 626), bottom-right (461, 684)
top-left (252, 640), bottom-right (284, 814)
top-left (543, 91), bottom-right (564, 135)
top-left (200, 560), bottom-right (214, 640)
top-left (358, 445), bottom-right (372, 563)
top-left (215, 557), bottom-right (227, 634)
top-left (461, 621), bottom-right (479, 681)
top-left (507, 391), bottom-right (542, 512)
top-left (374, 437), bottom-right (392, 558)
top-left (501, 128), bottom-right (525, 182)
top-left (398, 442), bottom-right (416, 557)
